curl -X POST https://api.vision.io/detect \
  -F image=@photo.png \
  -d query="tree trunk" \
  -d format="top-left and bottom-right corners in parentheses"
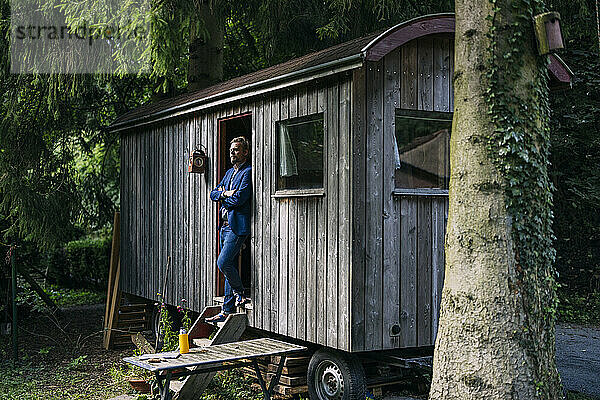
top-left (429, 0), bottom-right (562, 399)
top-left (188, 2), bottom-right (224, 92)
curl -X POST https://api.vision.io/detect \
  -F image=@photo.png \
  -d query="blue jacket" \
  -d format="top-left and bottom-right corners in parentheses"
top-left (210, 162), bottom-right (252, 236)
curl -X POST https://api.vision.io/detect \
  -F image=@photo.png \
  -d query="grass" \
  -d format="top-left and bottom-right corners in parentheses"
top-left (0, 289), bottom-right (129, 400)
top-left (46, 285), bottom-right (106, 307)
top-left (15, 282), bottom-right (106, 310)
top-left (0, 362), bottom-right (125, 400)
top-left (0, 286), bottom-right (264, 400)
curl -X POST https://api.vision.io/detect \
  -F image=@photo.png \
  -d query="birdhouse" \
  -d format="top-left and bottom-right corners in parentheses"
top-left (188, 146), bottom-right (207, 174)
top-left (534, 12), bottom-right (564, 55)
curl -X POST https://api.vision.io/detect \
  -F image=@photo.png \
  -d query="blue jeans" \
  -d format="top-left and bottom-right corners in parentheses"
top-left (218, 225), bottom-right (247, 314)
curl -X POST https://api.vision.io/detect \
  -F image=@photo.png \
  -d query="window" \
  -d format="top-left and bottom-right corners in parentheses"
top-left (394, 110), bottom-right (452, 190)
top-left (276, 113), bottom-right (324, 191)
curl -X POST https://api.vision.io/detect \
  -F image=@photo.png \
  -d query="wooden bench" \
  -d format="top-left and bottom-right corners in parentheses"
top-left (124, 337), bottom-right (307, 400)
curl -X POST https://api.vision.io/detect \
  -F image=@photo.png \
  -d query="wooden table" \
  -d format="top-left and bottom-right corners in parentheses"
top-left (124, 337), bottom-right (307, 400)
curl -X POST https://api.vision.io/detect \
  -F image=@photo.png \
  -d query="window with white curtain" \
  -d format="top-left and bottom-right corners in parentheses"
top-left (276, 113), bottom-right (324, 190)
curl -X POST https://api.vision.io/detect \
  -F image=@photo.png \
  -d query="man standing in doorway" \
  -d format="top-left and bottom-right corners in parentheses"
top-left (207, 136), bottom-right (252, 322)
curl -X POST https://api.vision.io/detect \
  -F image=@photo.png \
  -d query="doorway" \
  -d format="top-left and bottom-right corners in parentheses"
top-left (216, 113), bottom-right (252, 298)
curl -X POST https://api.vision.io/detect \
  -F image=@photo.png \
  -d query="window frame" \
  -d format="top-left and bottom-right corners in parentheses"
top-left (273, 112), bottom-right (326, 197)
top-left (392, 109), bottom-right (453, 196)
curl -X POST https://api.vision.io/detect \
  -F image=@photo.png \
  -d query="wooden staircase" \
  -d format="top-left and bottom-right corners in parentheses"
top-left (170, 305), bottom-right (248, 400)
top-left (245, 355), bottom-right (310, 396)
top-left (111, 301), bottom-right (152, 348)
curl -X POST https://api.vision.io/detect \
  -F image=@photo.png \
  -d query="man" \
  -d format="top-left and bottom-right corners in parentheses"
top-left (206, 136), bottom-right (252, 323)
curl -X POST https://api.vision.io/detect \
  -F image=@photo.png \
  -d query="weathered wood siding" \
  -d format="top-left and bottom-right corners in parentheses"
top-left (121, 102), bottom-right (251, 310)
top-left (351, 36), bottom-right (453, 351)
top-left (121, 75), bottom-right (354, 351)
top-left (120, 35), bottom-right (452, 353)
top-left (251, 76), bottom-right (353, 350)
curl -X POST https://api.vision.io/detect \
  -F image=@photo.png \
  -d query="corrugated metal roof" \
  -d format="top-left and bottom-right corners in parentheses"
top-left (112, 32), bottom-right (379, 129)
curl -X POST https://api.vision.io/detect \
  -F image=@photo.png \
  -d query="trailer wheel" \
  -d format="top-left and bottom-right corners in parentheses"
top-left (307, 348), bottom-right (366, 400)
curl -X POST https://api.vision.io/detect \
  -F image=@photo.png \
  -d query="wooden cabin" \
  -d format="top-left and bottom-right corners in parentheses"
top-left (111, 14), bottom-right (572, 355)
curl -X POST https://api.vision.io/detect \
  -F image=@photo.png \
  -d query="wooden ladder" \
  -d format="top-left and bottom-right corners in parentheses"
top-left (111, 301), bottom-right (151, 348)
top-left (170, 305), bottom-right (248, 399)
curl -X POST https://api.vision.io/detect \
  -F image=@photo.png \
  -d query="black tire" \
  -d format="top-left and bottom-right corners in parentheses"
top-left (307, 348), bottom-right (366, 400)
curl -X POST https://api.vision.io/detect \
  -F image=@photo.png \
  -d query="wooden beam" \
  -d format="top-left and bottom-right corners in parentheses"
top-left (177, 313), bottom-right (247, 399)
top-left (132, 332), bottom-right (155, 354)
top-left (103, 260), bottom-right (121, 350)
top-left (17, 267), bottom-right (61, 316)
top-left (104, 212), bottom-right (120, 330)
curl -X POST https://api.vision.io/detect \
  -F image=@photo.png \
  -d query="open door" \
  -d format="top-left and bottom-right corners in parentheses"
top-left (216, 113), bottom-right (252, 298)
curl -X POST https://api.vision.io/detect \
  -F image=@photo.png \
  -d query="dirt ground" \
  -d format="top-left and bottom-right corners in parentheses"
top-left (0, 303), bottom-right (428, 400)
top-left (0, 304), bottom-right (132, 400)
top-left (2, 304), bottom-right (597, 400)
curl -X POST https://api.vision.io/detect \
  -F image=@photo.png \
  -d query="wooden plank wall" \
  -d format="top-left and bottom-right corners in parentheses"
top-left (354, 36), bottom-right (453, 351)
top-left (254, 77), bottom-right (353, 350)
top-left (120, 75), bottom-right (354, 351)
top-left (121, 103), bottom-right (252, 311)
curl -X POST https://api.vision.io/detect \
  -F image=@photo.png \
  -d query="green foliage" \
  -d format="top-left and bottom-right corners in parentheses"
top-left (67, 355), bottom-right (89, 370)
top-left (0, 0), bottom-right (154, 248)
top-left (549, 45), bottom-right (600, 290)
top-left (0, 362), bottom-right (126, 400)
top-left (14, 277), bottom-right (51, 314)
top-left (557, 289), bottom-right (600, 325)
top-left (158, 304), bottom-right (179, 351)
top-left (45, 234), bottom-right (111, 289)
top-left (155, 294), bottom-right (191, 351)
top-left (14, 283), bottom-right (105, 313)
top-left (47, 285), bottom-right (105, 307)
top-left (316, 0), bottom-right (453, 42)
top-left (200, 370), bottom-right (262, 400)
top-left (64, 235), bottom-right (111, 287)
top-left (0, 72), bottom-right (151, 247)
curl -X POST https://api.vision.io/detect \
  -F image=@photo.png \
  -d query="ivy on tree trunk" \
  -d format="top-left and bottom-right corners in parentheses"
top-left (429, 0), bottom-right (562, 398)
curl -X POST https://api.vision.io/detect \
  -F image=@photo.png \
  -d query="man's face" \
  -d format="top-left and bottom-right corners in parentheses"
top-left (230, 142), bottom-right (248, 165)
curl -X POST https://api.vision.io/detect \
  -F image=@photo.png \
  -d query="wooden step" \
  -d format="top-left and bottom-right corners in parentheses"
top-left (267, 373), bottom-right (306, 386)
top-left (174, 310), bottom-right (247, 400)
top-left (192, 338), bottom-right (212, 347)
top-left (267, 363), bottom-right (307, 375)
top-left (216, 321), bottom-right (227, 329)
top-left (170, 380), bottom-right (185, 393)
top-left (119, 303), bottom-right (149, 311)
top-left (270, 355), bottom-right (309, 367)
top-left (119, 310), bottom-right (147, 318)
top-left (132, 332), bottom-right (155, 354)
top-left (252, 383), bottom-right (308, 396)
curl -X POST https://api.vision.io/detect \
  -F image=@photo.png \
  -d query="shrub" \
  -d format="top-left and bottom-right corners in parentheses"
top-left (46, 235), bottom-right (111, 290)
